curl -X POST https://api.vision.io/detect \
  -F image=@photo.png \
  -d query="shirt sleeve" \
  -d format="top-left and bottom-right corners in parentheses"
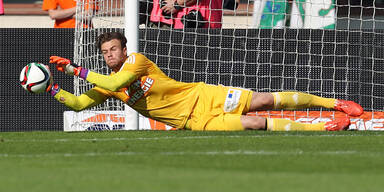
top-left (54, 88), bottom-right (108, 111)
top-left (86, 70), bottom-right (137, 92)
top-left (42, 0), bottom-right (58, 11)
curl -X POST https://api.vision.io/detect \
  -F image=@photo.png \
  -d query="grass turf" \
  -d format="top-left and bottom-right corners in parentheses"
top-left (0, 131), bottom-right (384, 192)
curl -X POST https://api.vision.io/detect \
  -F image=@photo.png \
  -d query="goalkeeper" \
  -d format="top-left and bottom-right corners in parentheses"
top-left (46, 32), bottom-right (363, 131)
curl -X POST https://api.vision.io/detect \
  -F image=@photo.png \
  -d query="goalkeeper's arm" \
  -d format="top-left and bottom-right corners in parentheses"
top-left (48, 85), bottom-right (108, 112)
top-left (84, 70), bottom-right (136, 92)
top-left (49, 56), bottom-right (138, 92)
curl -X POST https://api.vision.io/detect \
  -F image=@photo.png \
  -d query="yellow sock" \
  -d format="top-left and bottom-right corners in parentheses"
top-left (272, 92), bottom-right (336, 110)
top-left (267, 118), bottom-right (326, 131)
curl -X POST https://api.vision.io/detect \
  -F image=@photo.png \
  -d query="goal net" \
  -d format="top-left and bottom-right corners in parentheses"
top-left (67, 0), bottom-right (384, 131)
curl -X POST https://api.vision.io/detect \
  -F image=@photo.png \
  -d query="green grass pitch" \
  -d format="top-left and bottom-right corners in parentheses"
top-left (1, 130), bottom-right (384, 192)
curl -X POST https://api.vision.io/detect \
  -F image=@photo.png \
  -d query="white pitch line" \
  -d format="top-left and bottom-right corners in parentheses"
top-left (1, 136), bottom-right (235, 143)
top-left (1, 135), bottom-right (254, 143)
top-left (1, 134), bottom-right (379, 143)
top-left (0, 150), bottom-right (366, 159)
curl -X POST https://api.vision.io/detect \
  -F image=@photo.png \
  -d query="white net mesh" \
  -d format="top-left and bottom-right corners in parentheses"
top-left (74, 0), bottom-right (125, 111)
top-left (71, 0), bottom-right (384, 131)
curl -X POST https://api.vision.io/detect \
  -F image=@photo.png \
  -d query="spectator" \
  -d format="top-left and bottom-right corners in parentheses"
top-left (140, 0), bottom-right (154, 26)
top-left (42, 0), bottom-right (95, 28)
top-left (252, 0), bottom-right (335, 29)
top-left (150, 0), bottom-right (224, 29)
top-left (223, 0), bottom-right (239, 11)
top-left (0, 0), bottom-right (4, 15)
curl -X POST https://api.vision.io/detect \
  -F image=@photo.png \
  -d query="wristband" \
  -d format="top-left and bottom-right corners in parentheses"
top-left (79, 68), bottom-right (89, 79)
top-left (48, 83), bottom-right (60, 97)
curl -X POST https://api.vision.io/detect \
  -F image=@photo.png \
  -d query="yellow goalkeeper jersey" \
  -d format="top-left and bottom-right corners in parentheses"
top-left (55, 53), bottom-right (200, 129)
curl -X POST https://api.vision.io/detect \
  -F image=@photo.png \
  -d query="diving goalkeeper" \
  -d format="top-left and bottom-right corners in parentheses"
top-left (46, 32), bottom-right (363, 131)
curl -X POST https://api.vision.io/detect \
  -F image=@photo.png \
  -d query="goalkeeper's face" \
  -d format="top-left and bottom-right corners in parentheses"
top-left (101, 39), bottom-right (128, 72)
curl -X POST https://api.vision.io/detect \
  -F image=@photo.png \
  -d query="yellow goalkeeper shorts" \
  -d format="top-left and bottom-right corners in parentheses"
top-left (185, 84), bottom-right (253, 131)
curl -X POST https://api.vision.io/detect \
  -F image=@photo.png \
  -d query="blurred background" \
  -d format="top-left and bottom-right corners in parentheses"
top-left (2, 0), bottom-right (384, 29)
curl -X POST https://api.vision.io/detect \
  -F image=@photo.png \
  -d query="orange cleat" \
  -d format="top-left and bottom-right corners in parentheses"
top-left (324, 117), bottom-right (351, 131)
top-left (334, 99), bottom-right (364, 116)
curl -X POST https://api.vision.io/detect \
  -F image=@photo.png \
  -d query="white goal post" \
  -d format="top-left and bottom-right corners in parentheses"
top-left (70, 0), bottom-right (140, 131)
top-left (123, 0), bottom-right (139, 130)
top-left (66, 0), bottom-right (384, 131)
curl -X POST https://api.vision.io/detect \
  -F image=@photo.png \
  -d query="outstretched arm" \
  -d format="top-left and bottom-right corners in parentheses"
top-left (50, 86), bottom-right (108, 112)
top-left (44, 63), bottom-right (109, 112)
top-left (85, 71), bottom-right (137, 92)
top-left (49, 55), bottom-right (144, 92)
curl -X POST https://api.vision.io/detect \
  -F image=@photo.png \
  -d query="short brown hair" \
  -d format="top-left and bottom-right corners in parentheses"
top-left (96, 32), bottom-right (127, 51)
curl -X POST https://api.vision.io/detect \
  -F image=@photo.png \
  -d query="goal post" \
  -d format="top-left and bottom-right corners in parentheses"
top-left (68, 0), bottom-right (170, 131)
top-left (66, 0), bottom-right (384, 131)
top-left (67, 0), bottom-right (139, 131)
top-left (124, 0), bottom-right (139, 130)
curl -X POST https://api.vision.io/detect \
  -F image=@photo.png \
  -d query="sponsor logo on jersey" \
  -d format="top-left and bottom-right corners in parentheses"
top-left (224, 89), bottom-right (242, 112)
top-left (125, 77), bottom-right (154, 105)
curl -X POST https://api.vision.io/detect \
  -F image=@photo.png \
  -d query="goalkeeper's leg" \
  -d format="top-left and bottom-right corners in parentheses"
top-left (249, 92), bottom-right (363, 116)
top-left (241, 116), bottom-right (350, 131)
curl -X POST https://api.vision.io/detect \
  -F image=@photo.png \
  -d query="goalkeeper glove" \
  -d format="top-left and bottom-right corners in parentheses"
top-left (45, 70), bottom-right (60, 97)
top-left (49, 56), bottom-right (89, 79)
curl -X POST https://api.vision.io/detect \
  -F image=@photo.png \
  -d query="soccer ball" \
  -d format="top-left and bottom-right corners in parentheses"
top-left (20, 62), bottom-right (52, 94)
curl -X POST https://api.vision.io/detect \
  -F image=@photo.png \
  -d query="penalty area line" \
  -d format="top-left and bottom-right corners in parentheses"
top-left (0, 150), bottom-right (363, 158)
top-left (2, 133), bottom-right (378, 143)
